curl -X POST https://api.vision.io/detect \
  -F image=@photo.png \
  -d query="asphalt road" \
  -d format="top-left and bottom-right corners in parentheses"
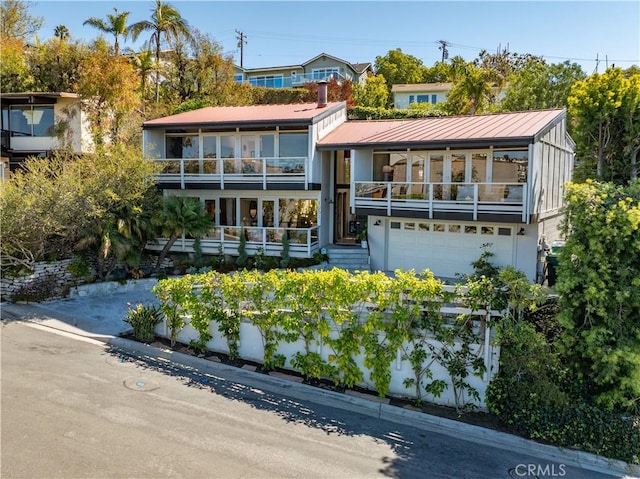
top-left (1, 320), bottom-right (622, 479)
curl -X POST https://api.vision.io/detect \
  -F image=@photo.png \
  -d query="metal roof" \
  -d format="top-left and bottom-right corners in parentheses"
top-left (317, 109), bottom-right (566, 150)
top-left (143, 102), bottom-right (345, 129)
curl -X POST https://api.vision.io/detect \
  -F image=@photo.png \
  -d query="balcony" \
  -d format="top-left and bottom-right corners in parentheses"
top-left (148, 225), bottom-right (320, 258)
top-left (236, 72), bottom-right (350, 89)
top-left (153, 156), bottom-right (307, 189)
top-left (354, 181), bottom-right (528, 223)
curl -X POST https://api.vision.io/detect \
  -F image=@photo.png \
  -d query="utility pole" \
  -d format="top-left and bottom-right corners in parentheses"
top-left (438, 40), bottom-right (449, 62)
top-left (236, 30), bottom-right (247, 68)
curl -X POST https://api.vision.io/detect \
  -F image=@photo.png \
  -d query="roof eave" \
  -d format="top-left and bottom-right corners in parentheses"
top-left (317, 137), bottom-right (535, 151)
top-left (144, 118), bottom-right (314, 130)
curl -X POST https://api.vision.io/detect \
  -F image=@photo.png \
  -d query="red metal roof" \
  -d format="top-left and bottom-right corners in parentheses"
top-left (144, 102), bottom-right (344, 128)
top-left (318, 109), bottom-right (566, 149)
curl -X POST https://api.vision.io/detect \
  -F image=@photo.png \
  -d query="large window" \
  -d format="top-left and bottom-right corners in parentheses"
top-left (249, 75), bottom-right (283, 88)
top-left (278, 199), bottom-right (318, 228)
top-left (165, 135), bottom-right (198, 158)
top-left (312, 68), bottom-right (339, 80)
top-left (493, 150), bottom-right (528, 183)
top-left (8, 105), bottom-right (54, 137)
top-left (279, 132), bottom-right (307, 157)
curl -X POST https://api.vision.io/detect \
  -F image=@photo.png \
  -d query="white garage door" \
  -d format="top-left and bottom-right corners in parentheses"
top-left (386, 220), bottom-right (515, 278)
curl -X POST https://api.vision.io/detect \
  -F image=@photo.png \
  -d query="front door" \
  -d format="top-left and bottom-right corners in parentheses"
top-left (334, 150), bottom-right (357, 244)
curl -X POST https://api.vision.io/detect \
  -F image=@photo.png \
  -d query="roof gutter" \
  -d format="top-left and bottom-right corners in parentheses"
top-left (317, 137), bottom-right (535, 151)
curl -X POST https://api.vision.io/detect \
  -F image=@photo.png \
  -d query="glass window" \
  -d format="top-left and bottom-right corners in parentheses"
top-left (451, 153), bottom-right (466, 182)
top-left (465, 226), bottom-right (477, 234)
top-left (418, 223), bottom-right (429, 231)
top-left (404, 222), bottom-right (415, 230)
top-left (411, 152), bottom-right (425, 182)
top-left (416, 95), bottom-right (429, 103)
top-left (279, 133), bottom-right (307, 157)
top-left (429, 154), bottom-right (444, 183)
top-left (249, 75), bottom-right (283, 87)
top-left (234, 74), bottom-right (243, 83)
top-left (390, 221), bottom-right (401, 229)
top-left (219, 198), bottom-right (236, 226)
top-left (409, 95), bottom-right (415, 104)
top-left (448, 224), bottom-right (460, 233)
top-left (471, 153), bottom-right (487, 182)
top-left (241, 198), bottom-right (259, 226)
top-left (390, 153), bottom-right (408, 182)
top-left (165, 135), bottom-right (198, 159)
top-left (312, 68), bottom-right (339, 80)
top-left (220, 135), bottom-right (235, 158)
top-left (278, 199), bottom-right (318, 228)
top-left (493, 150), bottom-right (528, 183)
top-left (336, 150), bottom-right (350, 184)
top-left (203, 136), bottom-right (217, 158)
top-left (498, 227), bottom-right (512, 236)
top-left (481, 226), bottom-right (494, 235)
top-left (373, 153), bottom-right (390, 181)
top-left (260, 134), bottom-right (275, 157)
top-left (431, 94), bottom-right (437, 104)
top-left (433, 224), bottom-right (445, 232)
top-left (9, 105), bottom-right (54, 137)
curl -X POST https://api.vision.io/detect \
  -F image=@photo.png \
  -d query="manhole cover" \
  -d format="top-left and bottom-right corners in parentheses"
top-left (123, 377), bottom-right (159, 392)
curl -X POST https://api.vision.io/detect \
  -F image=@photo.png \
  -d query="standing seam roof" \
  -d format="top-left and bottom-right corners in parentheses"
top-left (317, 109), bottom-right (565, 147)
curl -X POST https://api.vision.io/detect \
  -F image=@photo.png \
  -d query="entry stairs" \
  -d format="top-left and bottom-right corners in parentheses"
top-left (323, 246), bottom-right (370, 272)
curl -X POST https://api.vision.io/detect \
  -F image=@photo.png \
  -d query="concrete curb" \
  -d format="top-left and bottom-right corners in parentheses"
top-left (107, 336), bottom-right (638, 478)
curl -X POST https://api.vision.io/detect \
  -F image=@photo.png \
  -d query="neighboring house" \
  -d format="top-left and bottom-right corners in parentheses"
top-left (392, 82), bottom-right (506, 109)
top-left (392, 82), bottom-right (453, 109)
top-left (234, 53), bottom-right (372, 88)
top-left (144, 91), bottom-right (573, 283)
top-left (0, 92), bottom-right (93, 176)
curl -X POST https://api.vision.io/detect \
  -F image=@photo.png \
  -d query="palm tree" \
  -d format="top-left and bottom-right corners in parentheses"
top-left (83, 8), bottom-right (130, 56)
top-left (129, 45), bottom-right (155, 110)
top-left (53, 24), bottom-right (69, 41)
top-left (152, 196), bottom-right (214, 273)
top-left (129, 0), bottom-right (193, 102)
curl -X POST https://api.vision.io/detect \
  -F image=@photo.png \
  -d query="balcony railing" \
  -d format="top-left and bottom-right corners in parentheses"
top-left (236, 72), bottom-right (351, 89)
top-left (152, 156), bottom-right (307, 189)
top-left (354, 181), bottom-right (528, 222)
top-left (148, 226), bottom-right (320, 258)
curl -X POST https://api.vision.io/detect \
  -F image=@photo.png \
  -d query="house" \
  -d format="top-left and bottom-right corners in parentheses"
top-left (392, 82), bottom-right (453, 109)
top-left (234, 53), bottom-right (372, 89)
top-left (317, 109), bottom-right (574, 282)
top-left (143, 88), bottom-right (573, 283)
top-left (0, 92), bottom-right (93, 176)
top-left (392, 82), bottom-right (507, 109)
top-left (142, 83), bottom-right (347, 259)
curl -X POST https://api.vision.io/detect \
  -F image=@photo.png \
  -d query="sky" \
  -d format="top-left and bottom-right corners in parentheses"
top-left (27, 0), bottom-right (640, 74)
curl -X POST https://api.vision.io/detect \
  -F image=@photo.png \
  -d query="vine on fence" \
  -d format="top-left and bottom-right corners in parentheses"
top-left (149, 268), bottom-right (537, 409)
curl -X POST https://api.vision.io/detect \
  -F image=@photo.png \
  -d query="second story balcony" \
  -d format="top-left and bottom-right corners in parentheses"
top-left (153, 156), bottom-right (307, 189)
top-left (354, 181), bottom-right (528, 223)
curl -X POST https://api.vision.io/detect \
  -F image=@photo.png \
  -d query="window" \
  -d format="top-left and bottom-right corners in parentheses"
top-left (493, 150), bottom-right (528, 183)
top-left (451, 153), bottom-right (467, 182)
top-left (481, 226), bottom-right (494, 235)
top-left (312, 68), bottom-right (339, 80)
top-left (165, 135), bottom-right (198, 158)
top-left (219, 198), bottom-right (236, 226)
top-left (465, 226), bottom-right (477, 234)
top-left (433, 224), bottom-right (445, 232)
top-left (249, 75), bottom-right (283, 88)
top-left (431, 94), bottom-right (437, 104)
top-left (419, 223), bottom-right (429, 231)
top-left (390, 221), bottom-right (401, 229)
top-left (279, 133), bottom-right (307, 157)
top-left (416, 94), bottom-right (429, 103)
top-left (404, 222), bottom-right (415, 230)
top-left (9, 105), bottom-right (54, 137)
top-left (234, 74), bottom-right (244, 83)
top-left (278, 199), bottom-right (317, 228)
top-left (498, 227), bottom-right (512, 236)
top-left (448, 224), bottom-right (460, 233)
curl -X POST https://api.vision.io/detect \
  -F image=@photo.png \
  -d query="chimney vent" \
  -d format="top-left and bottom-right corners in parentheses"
top-left (317, 81), bottom-right (327, 108)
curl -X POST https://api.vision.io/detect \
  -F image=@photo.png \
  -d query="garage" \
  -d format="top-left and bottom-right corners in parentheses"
top-left (384, 219), bottom-right (515, 279)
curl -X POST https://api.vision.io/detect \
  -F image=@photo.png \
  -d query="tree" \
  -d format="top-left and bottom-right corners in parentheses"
top-left (556, 180), bottom-right (640, 410)
top-left (501, 60), bottom-right (586, 112)
top-left (53, 24), bottom-right (69, 40)
top-left (352, 74), bottom-right (388, 108)
top-left (445, 62), bottom-right (500, 115)
top-left (151, 196), bottom-right (214, 273)
top-left (0, 35), bottom-right (32, 92)
top-left (129, 45), bottom-right (155, 111)
top-left (374, 48), bottom-right (428, 104)
top-left (475, 49), bottom-right (545, 81)
top-left (28, 37), bottom-right (86, 92)
top-left (568, 67), bottom-right (640, 183)
top-left (0, 146), bottom-right (157, 278)
top-left (83, 7), bottom-right (130, 56)
top-left (76, 39), bottom-right (140, 145)
top-left (0, 0), bottom-right (42, 40)
top-left (129, 0), bottom-right (193, 102)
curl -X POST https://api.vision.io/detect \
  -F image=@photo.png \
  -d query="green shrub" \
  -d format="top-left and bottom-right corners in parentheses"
top-left (67, 257), bottom-right (91, 278)
top-left (124, 303), bottom-right (162, 343)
